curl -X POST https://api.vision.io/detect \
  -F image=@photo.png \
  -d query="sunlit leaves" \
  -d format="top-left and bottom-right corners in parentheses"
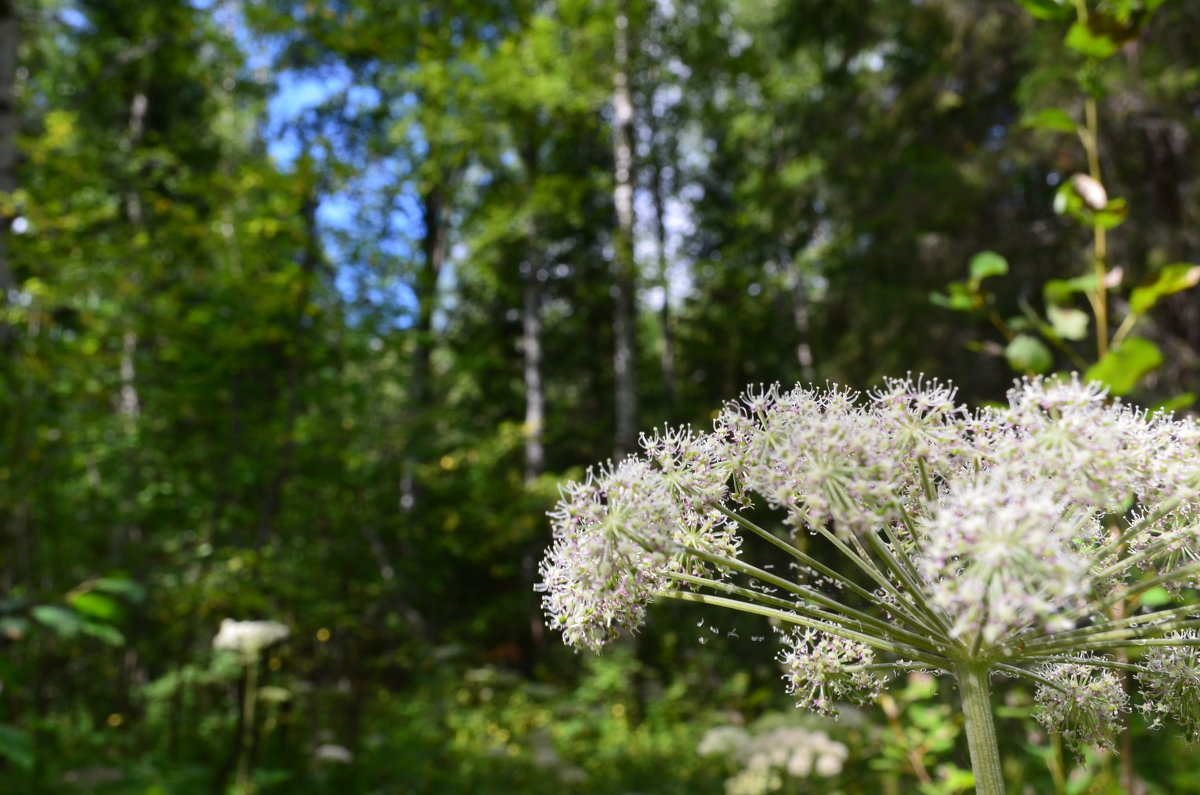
top-left (969, 251), bottom-right (1009, 284)
top-left (1064, 20), bottom-right (1122, 59)
top-left (1015, 0), bottom-right (1072, 22)
top-left (1022, 107), bottom-right (1076, 134)
top-left (1084, 337), bottom-right (1163, 396)
top-left (0, 725), bottom-right (33, 771)
top-left (1046, 304), bottom-right (1089, 341)
top-left (1129, 264), bottom-right (1200, 314)
top-left (1043, 275), bottom-right (1095, 306)
top-left (1005, 334), bottom-right (1054, 374)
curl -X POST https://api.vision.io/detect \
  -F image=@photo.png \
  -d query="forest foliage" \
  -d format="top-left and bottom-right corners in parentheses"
top-left (1, 0), bottom-right (1199, 792)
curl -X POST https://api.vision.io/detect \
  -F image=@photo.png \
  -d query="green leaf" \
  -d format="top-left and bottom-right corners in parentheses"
top-left (1016, 0), bottom-right (1071, 20)
top-left (1064, 20), bottom-right (1121, 59)
top-left (929, 282), bottom-right (976, 312)
top-left (968, 251), bottom-right (1008, 284)
top-left (1084, 337), bottom-right (1163, 395)
top-left (93, 577), bottom-right (146, 603)
top-left (1022, 108), bottom-right (1076, 134)
top-left (1149, 392), bottom-right (1196, 415)
top-left (1047, 304), bottom-right (1089, 340)
top-left (31, 605), bottom-right (83, 638)
top-left (79, 620), bottom-right (126, 646)
top-left (1043, 275), bottom-right (1095, 306)
top-left (1053, 181), bottom-right (1085, 218)
top-left (0, 724), bottom-right (33, 771)
top-left (68, 591), bottom-right (125, 623)
top-left (1138, 587), bottom-right (1172, 608)
top-left (1129, 263), bottom-right (1200, 314)
top-left (1093, 197), bottom-right (1127, 229)
top-left (1005, 334), bottom-right (1053, 374)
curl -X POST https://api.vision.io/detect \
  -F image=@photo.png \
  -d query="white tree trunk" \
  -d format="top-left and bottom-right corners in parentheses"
top-left (611, 0), bottom-right (639, 457)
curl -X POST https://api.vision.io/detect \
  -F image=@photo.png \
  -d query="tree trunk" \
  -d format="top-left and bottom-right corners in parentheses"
top-left (789, 258), bottom-right (816, 381)
top-left (522, 257), bottom-right (545, 483)
top-left (256, 188), bottom-right (319, 547)
top-left (400, 184), bottom-right (448, 512)
top-left (611, 0), bottom-right (639, 458)
top-left (646, 107), bottom-right (678, 412)
top-left (520, 134), bottom-right (546, 484)
top-left (0, 0), bottom-right (17, 348)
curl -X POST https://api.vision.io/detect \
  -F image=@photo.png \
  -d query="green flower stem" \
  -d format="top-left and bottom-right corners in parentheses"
top-left (993, 662), bottom-right (1071, 695)
top-left (1092, 560), bottom-right (1200, 616)
top-left (235, 658), bottom-right (259, 795)
top-left (679, 544), bottom-right (944, 648)
top-left (667, 565), bottom-right (944, 655)
top-left (1025, 617), bottom-right (1200, 656)
top-left (1013, 603), bottom-right (1199, 653)
top-left (1017, 655), bottom-right (1148, 673)
top-left (957, 664), bottom-right (1005, 795)
top-left (809, 522), bottom-right (941, 635)
top-left (660, 589), bottom-right (951, 668)
top-left (1094, 483), bottom-right (1200, 559)
top-left (847, 661), bottom-right (934, 674)
top-left (1095, 528), bottom-right (1200, 582)
top-left (861, 526), bottom-right (953, 639)
top-left (664, 570), bottom-right (806, 612)
top-left (893, 506), bottom-right (956, 637)
top-left (917, 457), bottom-right (938, 503)
top-left (710, 503), bottom-right (882, 606)
top-left (710, 502), bottom-right (941, 636)
top-left (1069, 633), bottom-right (1200, 651)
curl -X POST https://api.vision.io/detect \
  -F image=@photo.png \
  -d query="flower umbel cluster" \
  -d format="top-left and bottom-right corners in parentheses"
top-left (697, 719), bottom-right (848, 795)
top-left (212, 619), bottom-right (290, 662)
top-left (537, 376), bottom-right (1200, 754)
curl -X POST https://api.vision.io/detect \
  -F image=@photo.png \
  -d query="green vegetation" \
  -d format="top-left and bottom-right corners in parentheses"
top-left (2, 0), bottom-right (1199, 792)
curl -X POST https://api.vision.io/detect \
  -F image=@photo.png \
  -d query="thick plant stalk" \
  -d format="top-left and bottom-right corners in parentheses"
top-left (957, 664), bottom-right (1004, 795)
top-left (235, 660), bottom-right (259, 794)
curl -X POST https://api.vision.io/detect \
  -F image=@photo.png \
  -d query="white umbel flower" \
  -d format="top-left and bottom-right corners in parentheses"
top-left (212, 619), bottom-right (289, 658)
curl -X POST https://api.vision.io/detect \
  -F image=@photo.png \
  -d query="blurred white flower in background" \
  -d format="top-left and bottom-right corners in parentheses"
top-left (313, 743), bottom-right (354, 764)
top-left (212, 619), bottom-right (289, 659)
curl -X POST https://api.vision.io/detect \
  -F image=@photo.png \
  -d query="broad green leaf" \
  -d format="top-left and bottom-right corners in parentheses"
top-left (94, 577), bottom-right (147, 603)
top-left (1047, 304), bottom-right (1089, 340)
top-left (929, 282), bottom-right (976, 312)
top-left (1093, 197), bottom-right (1127, 229)
top-left (1053, 181), bottom-right (1085, 218)
top-left (31, 605), bottom-right (83, 638)
top-left (68, 591), bottom-right (124, 623)
top-left (1022, 108), bottom-right (1076, 133)
top-left (1149, 392), bottom-right (1196, 415)
top-left (1137, 587), bottom-right (1172, 608)
top-left (1129, 263), bottom-right (1200, 314)
top-left (1084, 337), bottom-right (1163, 395)
top-left (1005, 334), bottom-right (1053, 374)
top-left (1064, 20), bottom-right (1121, 59)
top-left (968, 251), bottom-right (1008, 284)
top-left (79, 620), bottom-right (125, 646)
top-left (0, 724), bottom-right (33, 771)
top-left (1044, 275), bottom-right (1095, 305)
top-left (941, 768), bottom-right (978, 791)
top-left (1016, 0), bottom-right (1071, 20)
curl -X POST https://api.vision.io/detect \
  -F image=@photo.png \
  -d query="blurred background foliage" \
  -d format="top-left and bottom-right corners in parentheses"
top-left (1, 0), bottom-right (1199, 792)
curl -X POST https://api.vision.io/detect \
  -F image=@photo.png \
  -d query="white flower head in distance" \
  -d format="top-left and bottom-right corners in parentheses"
top-left (213, 619), bottom-right (290, 659)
